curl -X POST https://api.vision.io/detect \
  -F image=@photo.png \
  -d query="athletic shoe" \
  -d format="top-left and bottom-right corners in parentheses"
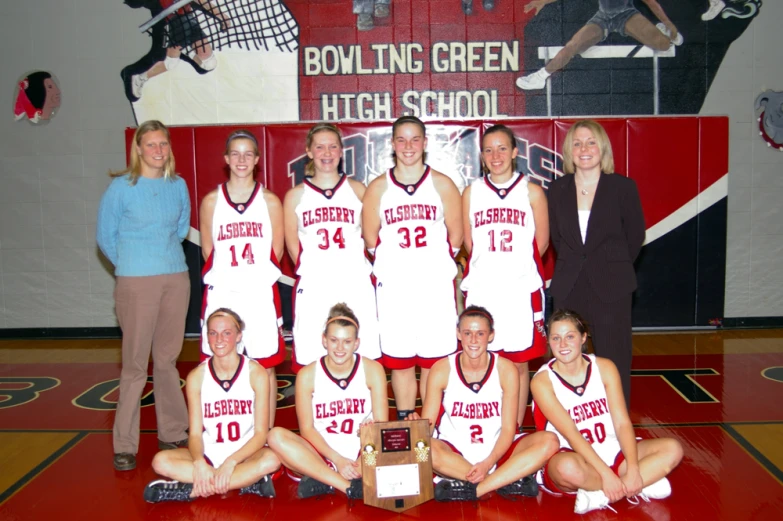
top-left (113, 452), bottom-right (136, 471)
top-left (701, 0), bottom-right (726, 21)
top-left (374, 3), bottom-right (390, 18)
top-left (200, 53), bottom-right (218, 71)
top-left (516, 68), bottom-right (550, 91)
top-left (158, 438), bottom-right (188, 450)
top-left (656, 23), bottom-right (683, 46)
top-left (143, 480), bottom-right (194, 503)
top-left (297, 476), bottom-right (335, 499)
top-left (357, 13), bottom-right (373, 31)
top-left (240, 474), bottom-right (276, 498)
top-left (641, 477), bottom-right (671, 500)
top-left (346, 478), bottom-right (363, 499)
top-left (434, 479), bottom-right (478, 502)
top-left (131, 74), bottom-right (147, 100)
top-left (496, 474), bottom-right (539, 499)
top-left (574, 489), bottom-right (617, 514)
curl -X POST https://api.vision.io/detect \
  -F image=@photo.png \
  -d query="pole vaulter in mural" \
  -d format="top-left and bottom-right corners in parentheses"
top-left (120, 0), bottom-right (299, 125)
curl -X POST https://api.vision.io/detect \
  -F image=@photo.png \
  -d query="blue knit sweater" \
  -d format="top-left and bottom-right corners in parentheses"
top-left (96, 174), bottom-right (190, 277)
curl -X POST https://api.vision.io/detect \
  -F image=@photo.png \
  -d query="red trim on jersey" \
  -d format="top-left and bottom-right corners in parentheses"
top-left (433, 403), bottom-right (447, 433)
top-left (208, 355), bottom-right (245, 392)
top-left (303, 173), bottom-right (347, 200)
top-left (497, 288), bottom-right (547, 363)
top-left (251, 282), bottom-right (286, 369)
top-left (201, 249), bottom-right (214, 279)
top-left (532, 399), bottom-right (549, 432)
top-left (221, 182), bottom-right (261, 215)
top-left (456, 352), bottom-right (496, 393)
top-left (418, 353), bottom-right (450, 369)
top-left (548, 355), bottom-right (592, 396)
top-left (438, 438), bottom-right (463, 458)
top-left (495, 432), bottom-right (530, 467)
top-left (290, 271), bottom-right (303, 373)
top-left (380, 353), bottom-right (416, 370)
top-left (388, 165), bottom-right (431, 196)
top-left (319, 354), bottom-right (362, 389)
top-left (483, 172), bottom-right (525, 200)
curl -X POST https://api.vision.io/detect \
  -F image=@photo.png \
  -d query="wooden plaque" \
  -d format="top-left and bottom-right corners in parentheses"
top-left (359, 419), bottom-right (434, 512)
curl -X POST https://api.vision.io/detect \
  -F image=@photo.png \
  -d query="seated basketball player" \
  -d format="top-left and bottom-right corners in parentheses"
top-left (411, 306), bottom-right (560, 501)
top-left (531, 309), bottom-right (683, 514)
top-left (143, 308), bottom-right (281, 503)
top-left (267, 303), bottom-right (388, 499)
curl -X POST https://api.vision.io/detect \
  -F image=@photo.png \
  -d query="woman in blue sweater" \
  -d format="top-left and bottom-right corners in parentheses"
top-left (97, 120), bottom-right (191, 471)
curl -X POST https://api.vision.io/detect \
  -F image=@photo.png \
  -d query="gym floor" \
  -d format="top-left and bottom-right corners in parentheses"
top-left (1, 330), bottom-right (782, 520)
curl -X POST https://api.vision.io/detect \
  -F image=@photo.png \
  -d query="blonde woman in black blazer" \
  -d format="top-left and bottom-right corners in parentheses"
top-left (548, 120), bottom-right (645, 404)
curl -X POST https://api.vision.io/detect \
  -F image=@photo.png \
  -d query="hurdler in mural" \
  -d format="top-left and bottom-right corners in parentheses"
top-left (517, 0), bottom-right (681, 90)
top-left (121, 0), bottom-right (299, 125)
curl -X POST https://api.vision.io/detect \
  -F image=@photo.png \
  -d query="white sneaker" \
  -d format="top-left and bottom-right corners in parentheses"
top-left (201, 53), bottom-right (217, 71)
top-left (516, 68), bottom-right (550, 90)
top-left (641, 477), bottom-right (671, 500)
top-left (656, 23), bottom-right (683, 46)
top-left (701, 0), bottom-right (725, 21)
top-left (131, 74), bottom-right (147, 99)
top-left (574, 489), bottom-right (617, 514)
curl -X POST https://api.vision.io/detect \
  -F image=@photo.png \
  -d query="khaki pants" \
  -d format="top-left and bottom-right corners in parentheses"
top-left (113, 272), bottom-right (190, 454)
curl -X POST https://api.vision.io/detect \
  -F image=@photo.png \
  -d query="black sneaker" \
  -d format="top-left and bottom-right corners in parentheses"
top-left (297, 476), bottom-right (335, 499)
top-left (434, 479), bottom-right (478, 502)
top-left (240, 474), bottom-right (276, 498)
top-left (158, 438), bottom-right (188, 451)
top-left (346, 478), bottom-right (363, 499)
top-left (496, 474), bottom-right (539, 499)
top-left (143, 480), bottom-right (194, 503)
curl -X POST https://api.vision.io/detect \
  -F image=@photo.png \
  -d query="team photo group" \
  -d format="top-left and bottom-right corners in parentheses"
top-left (96, 115), bottom-right (683, 515)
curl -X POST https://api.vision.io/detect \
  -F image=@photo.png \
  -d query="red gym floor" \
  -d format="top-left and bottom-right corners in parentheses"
top-left (1, 331), bottom-right (782, 520)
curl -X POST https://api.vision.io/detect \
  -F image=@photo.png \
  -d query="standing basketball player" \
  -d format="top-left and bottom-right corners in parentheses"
top-left (362, 115), bottom-right (463, 420)
top-left (200, 129), bottom-right (285, 426)
top-left (267, 304), bottom-right (388, 499)
top-left (531, 309), bottom-right (682, 514)
top-left (283, 123), bottom-right (381, 372)
top-left (412, 306), bottom-right (559, 501)
top-left (462, 124), bottom-right (549, 428)
top-left (144, 308), bottom-right (280, 502)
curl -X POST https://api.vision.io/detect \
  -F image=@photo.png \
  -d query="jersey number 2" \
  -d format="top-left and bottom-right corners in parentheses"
top-left (470, 425), bottom-right (483, 444)
top-left (229, 244), bottom-right (255, 266)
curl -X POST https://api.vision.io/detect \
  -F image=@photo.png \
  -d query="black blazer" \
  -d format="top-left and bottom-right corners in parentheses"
top-left (548, 173), bottom-right (645, 304)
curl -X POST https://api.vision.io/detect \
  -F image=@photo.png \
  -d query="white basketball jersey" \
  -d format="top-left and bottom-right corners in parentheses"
top-left (295, 176), bottom-right (370, 278)
top-left (312, 354), bottom-right (373, 461)
top-left (201, 355), bottom-right (256, 466)
top-left (435, 352), bottom-right (503, 465)
top-left (462, 174), bottom-right (542, 292)
top-left (373, 167), bottom-right (456, 281)
top-left (203, 183), bottom-right (281, 289)
top-left (533, 354), bottom-right (621, 465)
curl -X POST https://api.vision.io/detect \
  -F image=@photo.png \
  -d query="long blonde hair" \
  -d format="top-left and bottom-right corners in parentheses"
top-left (305, 123), bottom-right (343, 177)
top-left (110, 120), bottom-right (177, 185)
top-left (562, 119), bottom-right (615, 175)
